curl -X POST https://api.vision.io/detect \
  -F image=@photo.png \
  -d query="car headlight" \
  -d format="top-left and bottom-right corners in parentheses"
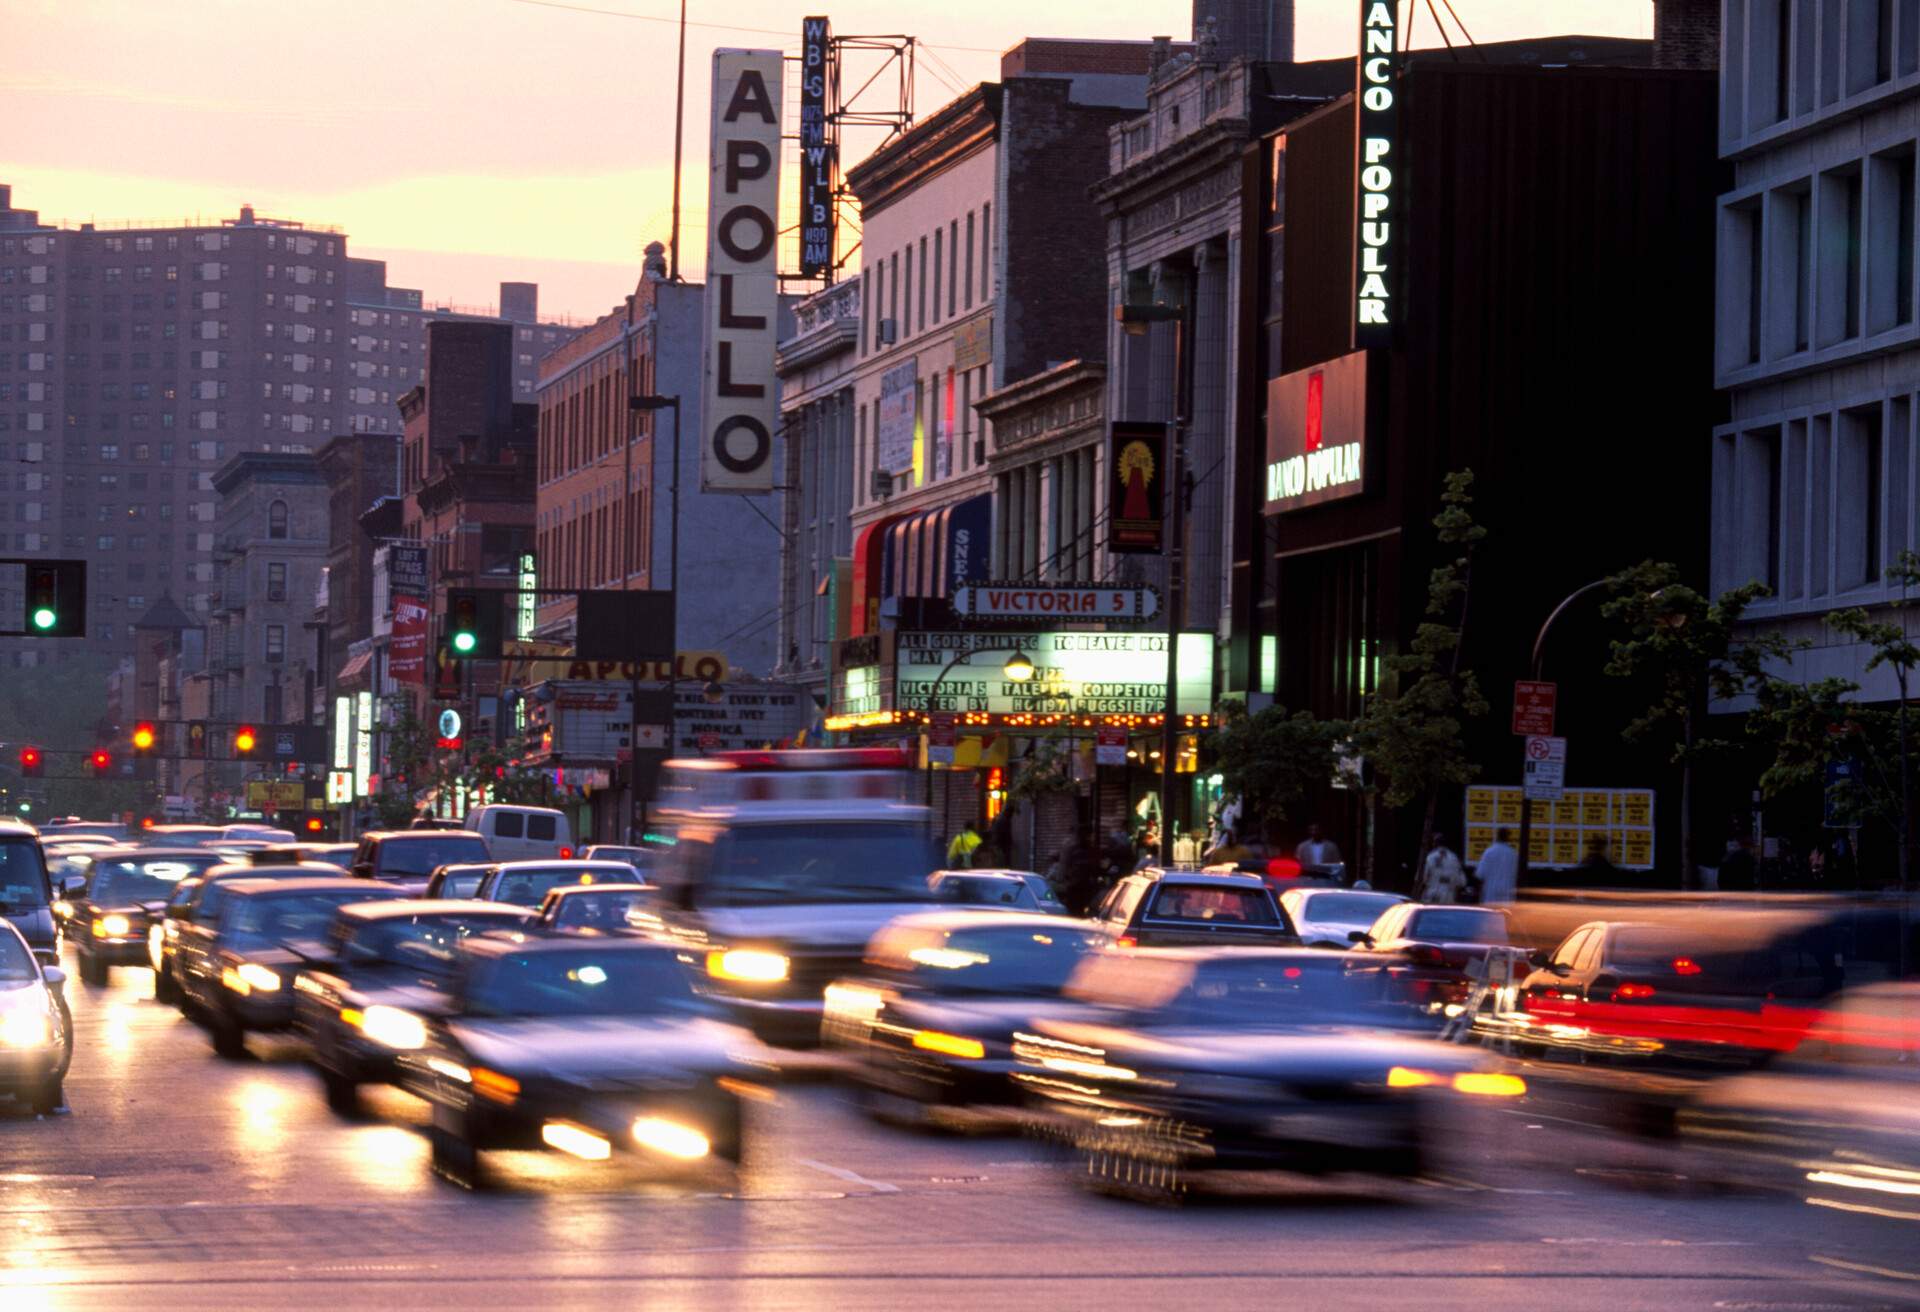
top-left (52, 900), bottom-right (72, 920)
top-left (0, 1008), bottom-right (51, 1048)
top-left (355, 1005), bottom-right (427, 1051)
top-left (222, 963), bottom-right (283, 995)
top-left (706, 949), bottom-right (789, 983)
top-left (93, 913), bottom-right (132, 938)
top-left (632, 1116), bottom-right (710, 1159)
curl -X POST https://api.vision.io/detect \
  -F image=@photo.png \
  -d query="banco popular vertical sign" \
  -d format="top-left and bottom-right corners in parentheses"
top-left (1353, 1), bottom-right (1399, 348)
top-left (702, 50), bottom-right (784, 494)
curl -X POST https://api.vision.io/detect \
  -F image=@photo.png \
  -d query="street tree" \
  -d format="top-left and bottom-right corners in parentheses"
top-left (1600, 561), bottom-right (1794, 887)
top-left (1349, 469), bottom-right (1489, 867)
top-left (1208, 697), bottom-right (1342, 842)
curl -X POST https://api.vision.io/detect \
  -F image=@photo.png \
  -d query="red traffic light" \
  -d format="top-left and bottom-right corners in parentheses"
top-left (234, 725), bottom-right (258, 755)
top-left (304, 816), bottom-right (324, 833)
top-left (19, 747), bottom-right (40, 769)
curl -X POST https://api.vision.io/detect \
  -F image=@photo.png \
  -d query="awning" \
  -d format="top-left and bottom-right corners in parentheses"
top-left (335, 651), bottom-right (373, 688)
top-left (882, 493), bottom-right (991, 601)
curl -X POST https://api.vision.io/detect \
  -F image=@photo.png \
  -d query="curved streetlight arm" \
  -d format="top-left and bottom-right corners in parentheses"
top-left (1531, 579), bottom-right (1613, 679)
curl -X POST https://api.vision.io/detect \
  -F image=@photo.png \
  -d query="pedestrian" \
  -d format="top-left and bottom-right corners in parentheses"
top-left (1420, 838), bottom-right (1466, 904)
top-left (1476, 827), bottom-right (1520, 905)
top-left (1058, 831), bottom-right (1106, 916)
top-left (1203, 830), bottom-right (1253, 868)
top-left (1716, 834), bottom-right (1757, 893)
top-left (1577, 835), bottom-right (1624, 887)
top-left (1294, 823), bottom-right (1344, 872)
top-left (946, 821), bottom-right (983, 870)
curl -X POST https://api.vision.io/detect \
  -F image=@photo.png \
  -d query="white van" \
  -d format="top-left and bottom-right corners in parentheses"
top-left (464, 805), bottom-right (573, 863)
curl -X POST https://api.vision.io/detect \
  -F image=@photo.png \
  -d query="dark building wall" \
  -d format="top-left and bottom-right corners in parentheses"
top-left (1254, 65), bottom-right (1725, 881)
top-left (998, 79), bottom-right (1135, 386)
top-left (421, 320), bottom-right (513, 472)
top-left (1654, 0), bottom-right (1720, 70)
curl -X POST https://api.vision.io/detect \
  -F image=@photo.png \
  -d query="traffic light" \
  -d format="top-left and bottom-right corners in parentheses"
top-left (88, 749), bottom-right (112, 774)
top-left (131, 721), bottom-right (156, 754)
top-left (443, 588), bottom-right (505, 660)
top-left (303, 815), bottom-right (325, 834)
top-left (18, 746), bottom-right (42, 778)
top-left (19, 560), bottom-right (87, 637)
top-left (234, 725), bottom-right (258, 756)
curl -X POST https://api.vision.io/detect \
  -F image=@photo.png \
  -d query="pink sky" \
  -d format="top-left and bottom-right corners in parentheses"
top-left (2, 0), bottom-right (1652, 321)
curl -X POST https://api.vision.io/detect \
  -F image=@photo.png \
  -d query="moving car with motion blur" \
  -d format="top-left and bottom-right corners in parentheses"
top-left (533, 883), bottom-right (656, 934)
top-left (349, 831), bottom-right (493, 894)
top-left (176, 876), bottom-right (407, 1056)
top-left (928, 870), bottom-right (1055, 912)
top-left (1091, 869), bottom-right (1299, 949)
top-left (473, 860), bottom-right (638, 908)
top-left (580, 845), bottom-right (654, 878)
top-left (293, 899), bottom-right (538, 1114)
top-left (47, 845), bottom-right (128, 934)
top-left (1348, 902), bottom-right (1510, 1020)
top-left (154, 860), bottom-right (347, 1007)
top-left (0, 821), bottom-right (57, 966)
top-left (40, 819), bottom-right (127, 843)
top-left (141, 825), bottom-right (231, 849)
top-left (1016, 948), bottom-right (1526, 1200)
top-left (249, 843), bottom-right (355, 871)
top-left (395, 935), bottom-right (759, 1186)
top-left (645, 749), bottom-right (941, 1046)
top-left (66, 852), bottom-right (213, 984)
top-left (823, 910), bottom-right (1107, 1123)
top-left (0, 920), bottom-right (71, 1115)
top-left (423, 863), bottom-right (494, 900)
top-left (1279, 888), bottom-right (1408, 949)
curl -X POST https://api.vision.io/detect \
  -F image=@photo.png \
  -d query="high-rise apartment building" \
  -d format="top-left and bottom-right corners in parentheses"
top-left (0, 181), bottom-right (578, 669)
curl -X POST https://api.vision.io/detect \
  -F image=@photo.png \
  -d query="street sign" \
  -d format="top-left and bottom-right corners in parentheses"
top-left (1512, 680), bottom-right (1557, 737)
top-left (951, 583), bottom-right (1160, 624)
top-left (326, 771), bottom-right (353, 805)
top-left (1522, 735), bottom-right (1567, 801)
top-left (1094, 724), bottom-right (1127, 766)
top-left (927, 712), bottom-right (957, 765)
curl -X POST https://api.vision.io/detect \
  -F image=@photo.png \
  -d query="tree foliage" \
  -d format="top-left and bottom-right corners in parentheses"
top-left (1208, 697), bottom-right (1342, 835)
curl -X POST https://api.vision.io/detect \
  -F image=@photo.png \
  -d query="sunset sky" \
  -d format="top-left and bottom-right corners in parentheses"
top-left (3, 0), bottom-right (1652, 322)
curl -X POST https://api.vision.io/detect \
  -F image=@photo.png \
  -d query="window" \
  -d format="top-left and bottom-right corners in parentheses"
top-left (932, 228), bottom-right (942, 323)
top-left (948, 219), bottom-right (959, 317)
top-left (964, 210), bottom-right (975, 310)
top-left (1840, 405), bottom-right (1883, 588)
top-left (268, 499), bottom-right (288, 539)
top-left (265, 624), bottom-right (285, 663)
top-left (267, 561), bottom-right (286, 601)
top-left (917, 236), bottom-right (928, 331)
top-left (980, 201), bottom-right (991, 302)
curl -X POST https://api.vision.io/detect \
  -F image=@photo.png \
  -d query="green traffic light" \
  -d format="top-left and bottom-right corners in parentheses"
top-left (452, 631), bottom-right (478, 655)
top-left (30, 607), bottom-right (55, 631)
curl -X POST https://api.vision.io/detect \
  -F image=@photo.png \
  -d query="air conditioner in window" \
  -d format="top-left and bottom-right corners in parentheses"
top-left (869, 468), bottom-right (894, 499)
top-left (878, 319), bottom-right (898, 345)
top-left (973, 439), bottom-right (986, 465)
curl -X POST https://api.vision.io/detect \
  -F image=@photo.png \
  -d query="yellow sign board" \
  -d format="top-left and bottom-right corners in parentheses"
top-left (245, 781), bottom-right (306, 809)
top-left (1463, 785), bottom-right (1655, 870)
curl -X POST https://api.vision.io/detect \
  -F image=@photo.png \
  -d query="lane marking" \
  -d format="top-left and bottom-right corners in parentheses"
top-left (796, 1159), bottom-right (900, 1194)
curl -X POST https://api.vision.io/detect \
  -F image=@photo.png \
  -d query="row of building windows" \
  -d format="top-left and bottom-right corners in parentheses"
top-left (534, 491), bottom-right (647, 594)
top-left (853, 362), bottom-right (992, 506)
top-left (861, 203), bottom-right (993, 357)
top-left (1731, 0), bottom-right (1920, 138)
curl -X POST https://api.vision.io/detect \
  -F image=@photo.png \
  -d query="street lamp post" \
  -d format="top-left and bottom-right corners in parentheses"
top-left (1515, 578), bottom-right (1611, 881)
top-left (1118, 300), bottom-right (1189, 866)
top-left (919, 645), bottom-right (1034, 821)
top-left (629, 392), bottom-right (681, 843)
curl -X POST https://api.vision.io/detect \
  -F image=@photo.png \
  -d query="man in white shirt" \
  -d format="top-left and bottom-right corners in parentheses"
top-left (1294, 823), bottom-right (1343, 870)
top-left (1476, 828), bottom-right (1520, 904)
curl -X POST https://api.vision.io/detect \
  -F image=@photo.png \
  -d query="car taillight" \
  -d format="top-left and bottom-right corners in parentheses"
top-left (1115, 936), bottom-right (1137, 949)
top-left (1406, 944), bottom-right (1446, 968)
top-left (1612, 982), bottom-right (1657, 1001)
top-left (558, 847), bottom-right (573, 859)
top-left (1672, 957), bottom-right (1702, 976)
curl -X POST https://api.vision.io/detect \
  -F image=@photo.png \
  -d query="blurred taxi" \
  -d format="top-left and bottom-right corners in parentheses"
top-left (822, 910), bottom-right (1107, 1121)
top-left (396, 936), bottom-right (760, 1186)
top-left (1016, 948), bottom-right (1524, 1200)
top-left (293, 899), bottom-right (536, 1114)
top-left (1090, 870), bottom-right (1299, 949)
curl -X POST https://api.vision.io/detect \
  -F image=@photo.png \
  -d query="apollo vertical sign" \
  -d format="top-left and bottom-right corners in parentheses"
top-left (799, 17), bottom-right (835, 279)
top-left (1353, 0), bottom-right (1400, 347)
top-left (702, 49), bottom-right (783, 493)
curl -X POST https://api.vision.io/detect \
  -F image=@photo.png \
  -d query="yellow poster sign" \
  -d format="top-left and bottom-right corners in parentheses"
top-left (1463, 785), bottom-right (1656, 870)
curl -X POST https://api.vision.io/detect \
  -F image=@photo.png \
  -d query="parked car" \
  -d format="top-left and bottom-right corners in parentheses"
top-left (0, 920), bottom-right (72, 1114)
top-left (1279, 888), bottom-right (1409, 949)
top-left (927, 870), bottom-right (1050, 912)
top-left (533, 883), bottom-right (657, 934)
top-left (176, 876), bottom-right (406, 1057)
top-left (293, 899), bottom-right (537, 1113)
top-left (349, 831), bottom-right (494, 894)
top-left (1019, 947), bottom-right (1525, 1201)
top-left (823, 910), bottom-right (1107, 1120)
top-left (1090, 869), bottom-right (1299, 949)
top-left (473, 860), bottom-right (638, 908)
top-left (464, 805), bottom-right (572, 863)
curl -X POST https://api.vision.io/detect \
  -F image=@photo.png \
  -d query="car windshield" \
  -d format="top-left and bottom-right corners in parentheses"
top-left (894, 925), bottom-right (1104, 994)
top-left (1407, 908), bottom-right (1507, 944)
top-left (1021, 875), bottom-right (1066, 909)
top-left (225, 889), bottom-right (392, 943)
top-left (380, 836), bottom-right (489, 877)
top-left (586, 847), bottom-right (649, 868)
top-left (486, 866), bottom-right (617, 907)
top-left (1167, 958), bottom-right (1404, 1028)
top-left (90, 857), bottom-right (207, 905)
top-left (549, 890), bottom-right (653, 931)
top-left (462, 948), bottom-right (702, 1018)
top-left (0, 931), bottom-right (35, 982)
top-left (1146, 883), bottom-right (1279, 925)
top-left (1298, 892), bottom-right (1403, 926)
top-left (439, 872), bottom-right (486, 898)
top-left (696, 823), bottom-right (940, 907)
top-left (337, 912), bottom-right (527, 976)
top-left (0, 840), bottom-right (49, 909)
top-left (936, 876), bottom-right (1034, 908)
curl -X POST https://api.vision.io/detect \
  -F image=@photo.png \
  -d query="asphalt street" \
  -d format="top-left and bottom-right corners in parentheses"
top-left (0, 948), bottom-right (1914, 1311)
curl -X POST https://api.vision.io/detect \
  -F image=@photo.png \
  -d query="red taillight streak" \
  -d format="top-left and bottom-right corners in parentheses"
top-left (1611, 982), bottom-right (1657, 1001)
top-left (1115, 936), bottom-right (1137, 949)
top-left (1672, 957), bottom-right (1703, 976)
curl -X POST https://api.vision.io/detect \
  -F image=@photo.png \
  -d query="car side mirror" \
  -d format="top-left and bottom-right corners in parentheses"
top-left (64, 875), bottom-right (87, 895)
top-left (1528, 949), bottom-right (1552, 970)
top-left (1347, 930), bottom-right (1372, 945)
top-left (41, 965), bottom-right (65, 988)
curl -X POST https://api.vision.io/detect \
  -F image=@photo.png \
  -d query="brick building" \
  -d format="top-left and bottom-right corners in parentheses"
top-left (314, 432), bottom-right (399, 703)
top-left (0, 181), bottom-right (575, 676)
